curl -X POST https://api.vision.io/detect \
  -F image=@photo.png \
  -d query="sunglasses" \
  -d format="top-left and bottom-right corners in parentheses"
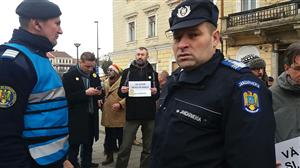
top-left (107, 68), bottom-right (114, 72)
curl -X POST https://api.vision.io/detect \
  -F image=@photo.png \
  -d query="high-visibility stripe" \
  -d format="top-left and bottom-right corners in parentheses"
top-left (23, 127), bottom-right (68, 138)
top-left (29, 87), bottom-right (65, 103)
top-left (26, 99), bottom-right (67, 113)
top-left (3, 49), bottom-right (19, 58)
top-left (29, 136), bottom-right (69, 165)
top-left (24, 107), bottom-right (68, 129)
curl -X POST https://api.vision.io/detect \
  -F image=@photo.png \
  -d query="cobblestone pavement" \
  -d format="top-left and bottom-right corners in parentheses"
top-left (91, 125), bottom-right (143, 168)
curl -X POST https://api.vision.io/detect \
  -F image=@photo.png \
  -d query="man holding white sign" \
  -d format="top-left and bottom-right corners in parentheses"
top-left (116, 47), bottom-right (160, 168)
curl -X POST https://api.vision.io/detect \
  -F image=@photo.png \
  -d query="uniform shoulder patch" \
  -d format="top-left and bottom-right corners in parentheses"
top-left (221, 59), bottom-right (247, 71)
top-left (238, 80), bottom-right (260, 89)
top-left (0, 86), bottom-right (17, 108)
top-left (242, 89), bottom-right (260, 113)
top-left (1, 49), bottom-right (19, 59)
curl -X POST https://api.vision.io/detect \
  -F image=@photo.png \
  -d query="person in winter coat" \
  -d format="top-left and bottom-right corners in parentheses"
top-left (0, 0), bottom-right (72, 167)
top-left (115, 47), bottom-right (160, 168)
top-left (62, 52), bottom-right (103, 168)
top-left (101, 64), bottom-right (126, 165)
top-left (270, 42), bottom-right (300, 167)
top-left (151, 0), bottom-right (275, 167)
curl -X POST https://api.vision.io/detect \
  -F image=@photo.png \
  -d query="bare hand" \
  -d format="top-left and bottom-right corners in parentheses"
top-left (276, 161), bottom-right (281, 168)
top-left (63, 160), bottom-right (74, 168)
top-left (98, 100), bottom-right (103, 108)
top-left (121, 86), bottom-right (129, 93)
top-left (85, 87), bottom-right (101, 96)
top-left (112, 103), bottom-right (121, 111)
top-left (151, 87), bottom-right (157, 95)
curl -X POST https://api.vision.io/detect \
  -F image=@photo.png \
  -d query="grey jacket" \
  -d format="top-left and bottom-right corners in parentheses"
top-left (270, 72), bottom-right (300, 142)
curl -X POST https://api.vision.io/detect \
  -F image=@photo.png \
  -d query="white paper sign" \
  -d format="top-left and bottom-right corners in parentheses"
top-left (128, 81), bottom-right (151, 97)
top-left (276, 136), bottom-right (300, 167)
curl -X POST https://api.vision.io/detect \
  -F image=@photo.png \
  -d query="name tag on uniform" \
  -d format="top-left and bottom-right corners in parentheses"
top-left (128, 81), bottom-right (151, 97)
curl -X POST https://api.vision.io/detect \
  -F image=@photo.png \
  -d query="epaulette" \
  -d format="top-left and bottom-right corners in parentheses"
top-left (221, 59), bottom-right (247, 71)
top-left (0, 45), bottom-right (19, 60)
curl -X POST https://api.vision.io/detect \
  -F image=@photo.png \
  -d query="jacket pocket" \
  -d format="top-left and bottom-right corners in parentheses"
top-left (173, 98), bottom-right (222, 130)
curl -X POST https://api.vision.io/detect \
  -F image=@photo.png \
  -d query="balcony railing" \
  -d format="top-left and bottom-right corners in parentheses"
top-left (227, 0), bottom-right (300, 28)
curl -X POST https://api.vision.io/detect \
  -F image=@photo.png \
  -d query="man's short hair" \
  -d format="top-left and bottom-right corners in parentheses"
top-left (80, 52), bottom-right (96, 62)
top-left (268, 76), bottom-right (274, 82)
top-left (160, 70), bottom-right (169, 79)
top-left (204, 22), bottom-right (217, 34)
top-left (19, 16), bottom-right (30, 29)
top-left (137, 47), bottom-right (149, 55)
top-left (284, 41), bottom-right (300, 65)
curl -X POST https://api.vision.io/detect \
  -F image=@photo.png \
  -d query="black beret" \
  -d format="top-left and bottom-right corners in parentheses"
top-left (169, 0), bottom-right (219, 31)
top-left (16, 0), bottom-right (61, 20)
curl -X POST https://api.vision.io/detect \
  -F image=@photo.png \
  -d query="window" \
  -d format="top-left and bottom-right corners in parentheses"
top-left (128, 21), bottom-right (136, 42)
top-left (241, 0), bottom-right (256, 11)
top-left (148, 15), bottom-right (156, 38)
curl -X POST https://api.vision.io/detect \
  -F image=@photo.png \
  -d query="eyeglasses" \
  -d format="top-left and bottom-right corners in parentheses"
top-left (291, 64), bottom-right (300, 71)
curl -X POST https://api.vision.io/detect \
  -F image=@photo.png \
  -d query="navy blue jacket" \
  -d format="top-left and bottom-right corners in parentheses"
top-left (0, 29), bottom-right (64, 168)
top-left (151, 50), bottom-right (276, 168)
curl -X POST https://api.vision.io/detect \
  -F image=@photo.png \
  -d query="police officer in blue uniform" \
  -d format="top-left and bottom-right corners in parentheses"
top-left (151, 0), bottom-right (276, 167)
top-left (0, 0), bottom-right (70, 168)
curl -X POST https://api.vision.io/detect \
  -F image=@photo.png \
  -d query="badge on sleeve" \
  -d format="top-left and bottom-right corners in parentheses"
top-left (0, 86), bottom-right (17, 108)
top-left (92, 73), bottom-right (97, 78)
top-left (242, 90), bottom-right (260, 113)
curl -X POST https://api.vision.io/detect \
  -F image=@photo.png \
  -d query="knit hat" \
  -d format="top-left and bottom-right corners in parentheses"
top-left (241, 54), bottom-right (266, 69)
top-left (108, 64), bottom-right (123, 74)
top-left (16, 0), bottom-right (61, 20)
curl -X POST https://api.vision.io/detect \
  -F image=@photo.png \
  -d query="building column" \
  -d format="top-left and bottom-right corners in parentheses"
top-left (271, 43), bottom-right (278, 78)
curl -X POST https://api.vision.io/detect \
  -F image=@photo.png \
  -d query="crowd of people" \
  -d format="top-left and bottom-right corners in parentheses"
top-left (0, 0), bottom-right (299, 168)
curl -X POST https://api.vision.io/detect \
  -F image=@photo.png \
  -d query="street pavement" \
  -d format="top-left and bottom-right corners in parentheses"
top-left (91, 124), bottom-right (143, 168)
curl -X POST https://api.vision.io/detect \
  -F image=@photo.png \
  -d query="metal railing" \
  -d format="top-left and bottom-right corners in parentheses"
top-left (227, 0), bottom-right (300, 28)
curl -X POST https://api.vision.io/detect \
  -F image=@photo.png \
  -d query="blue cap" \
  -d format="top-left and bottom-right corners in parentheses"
top-left (16, 0), bottom-right (61, 20)
top-left (169, 0), bottom-right (219, 31)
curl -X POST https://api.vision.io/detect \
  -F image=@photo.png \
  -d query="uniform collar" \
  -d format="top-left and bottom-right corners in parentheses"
top-left (178, 50), bottom-right (223, 84)
top-left (9, 28), bottom-right (54, 56)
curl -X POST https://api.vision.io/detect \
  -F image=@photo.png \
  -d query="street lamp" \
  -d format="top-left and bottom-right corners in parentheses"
top-left (94, 20), bottom-right (99, 66)
top-left (74, 43), bottom-right (81, 65)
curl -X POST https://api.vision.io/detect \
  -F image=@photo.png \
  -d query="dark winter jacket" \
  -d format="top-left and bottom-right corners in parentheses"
top-left (62, 66), bottom-right (103, 144)
top-left (151, 50), bottom-right (275, 168)
top-left (118, 61), bottom-right (160, 120)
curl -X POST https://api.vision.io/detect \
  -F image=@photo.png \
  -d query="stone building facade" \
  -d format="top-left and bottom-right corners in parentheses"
top-left (112, 0), bottom-right (298, 77)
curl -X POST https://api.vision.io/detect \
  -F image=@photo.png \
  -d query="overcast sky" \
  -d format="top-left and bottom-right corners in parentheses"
top-left (0, 0), bottom-right (113, 58)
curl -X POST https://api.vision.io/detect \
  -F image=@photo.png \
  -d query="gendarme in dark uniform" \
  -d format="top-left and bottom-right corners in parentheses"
top-left (150, 0), bottom-right (276, 168)
top-left (0, 1), bottom-right (68, 168)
